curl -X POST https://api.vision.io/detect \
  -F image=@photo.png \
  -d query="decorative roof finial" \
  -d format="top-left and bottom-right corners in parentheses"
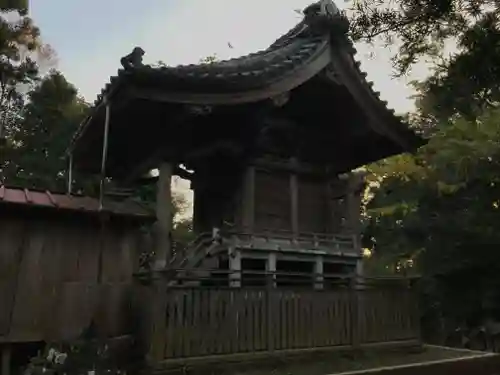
top-left (302, 0), bottom-right (349, 36)
top-left (120, 47), bottom-right (145, 70)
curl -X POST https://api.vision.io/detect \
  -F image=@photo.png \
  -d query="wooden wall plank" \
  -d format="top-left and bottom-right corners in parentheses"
top-left (119, 229), bottom-right (139, 281)
top-left (54, 282), bottom-right (98, 341)
top-left (59, 223), bottom-right (81, 282)
top-left (102, 228), bottom-right (122, 283)
top-left (9, 220), bottom-right (46, 341)
top-left (75, 224), bottom-right (100, 283)
top-left (0, 211), bottom-right (145, 344)
top-left (39, 222), bottom-right (65, 340)
top-left (0, 219), bottom-right (25, 337)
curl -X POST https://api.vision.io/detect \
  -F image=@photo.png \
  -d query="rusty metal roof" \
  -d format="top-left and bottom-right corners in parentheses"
top-left (0, 185), bottom-right (154, 220)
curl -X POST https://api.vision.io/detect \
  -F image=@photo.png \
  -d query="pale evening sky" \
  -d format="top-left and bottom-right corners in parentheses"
top-left (30, 0), bottom-right (430, 206)
top-left (31, 0), bottom-right (430, 113)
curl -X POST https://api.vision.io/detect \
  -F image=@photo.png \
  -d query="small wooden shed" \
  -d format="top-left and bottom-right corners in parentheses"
top-left (0, 185), bottom-right (153, 371)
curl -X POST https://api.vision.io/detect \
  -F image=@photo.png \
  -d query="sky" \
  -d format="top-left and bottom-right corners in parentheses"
top-left (31, 0), bottom-right (430, 113)
top-left (30, 0), bottom-right (430, 209)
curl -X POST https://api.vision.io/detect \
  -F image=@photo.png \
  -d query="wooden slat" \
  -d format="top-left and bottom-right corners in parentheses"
top-left (153, 286), bottom-right (419, 360)
top-left (76, 224), bottom-right (101, 283)
top-left (40, 224), bottom-right (65, 340)
top-left (9, 220), bottom-right (46, 340)
top-left (0, 212), bottom-right (143, 345)
top-left (189, 289), bottom-right (199, 356)
top-left (0, 219), bottom-right (25, 336)
top-left (53, 282), bottom-right (98, 341)
top-left (119, 229), bottom-right (138, 281)
top-left (164, 290), bottom-right (175, 359)
top-left (59, 223), bottom-right (81, 282)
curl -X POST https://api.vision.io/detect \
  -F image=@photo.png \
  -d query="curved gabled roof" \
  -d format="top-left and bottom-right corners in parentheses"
top-left (88, 0), bottom-right (348, 106)
top-left (109, 36), bottom-right (329, 95)
top-left (69, 0), bottom-right (350, 154)
top-left (68, 0), bottom-right (424, 177)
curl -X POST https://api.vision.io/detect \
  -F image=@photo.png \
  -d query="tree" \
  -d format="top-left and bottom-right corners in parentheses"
top-left (349, 1), bottom-right (500, 331)
top-left (3, 71), bottom-right (89, 190)
top-left (0, 2), bottom-right (40, 177)
top-left (364, 105), bottom-right (500, 339)
top-left (349, 0), bottom-right (500, 119)
top-left (0, 0), bottom-right (28, 14)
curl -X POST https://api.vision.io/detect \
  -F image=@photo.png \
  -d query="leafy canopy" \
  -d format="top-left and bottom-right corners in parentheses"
top-left (349, 0), bottom-right (500, 119)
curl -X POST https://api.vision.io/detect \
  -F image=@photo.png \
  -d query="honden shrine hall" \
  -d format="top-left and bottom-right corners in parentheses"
top-left (66, 0), bottom-right (423, 287)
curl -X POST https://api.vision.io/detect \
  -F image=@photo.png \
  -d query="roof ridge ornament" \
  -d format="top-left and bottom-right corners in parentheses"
top-left (302, 0), bottom-right (349, 37)
top-left (120, 47), bottom-right (146, 70)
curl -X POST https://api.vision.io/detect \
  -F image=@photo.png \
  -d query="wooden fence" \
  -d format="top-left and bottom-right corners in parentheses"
top-left (149, 282), bottom-right (419, 360)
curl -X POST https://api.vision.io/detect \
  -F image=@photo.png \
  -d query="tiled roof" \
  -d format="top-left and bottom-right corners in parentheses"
top-left (68, 0), bottom-right (425, 177)
top-left (85, 1), bottom-right (353, 109)
top-left (0, 185), bottom-right (154, 220)
top-left (94, 36), bottom-right (327, 103)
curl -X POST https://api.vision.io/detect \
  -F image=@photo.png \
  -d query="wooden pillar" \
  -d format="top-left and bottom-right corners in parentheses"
top-left (155, 162), bottom-right (173, 269)
top-left (192, 186), bottom-right (201, 233)
top-left (346, 171), bottom-right (365, 252)
top-left (327, 177), bottom-right (338, 234)
top-left (99, 100), bottom-right (111, 210)
top-left (356, 258), bottom-right (364, 278)
top-left (229, 248), bottom-right (241, 287)
top-left (327, 174), bottom-right (346, 234)
top-left (266, 252), bottom-right (277, 352)
top-left (290, 157), bottom-right (299, 236)
top-left (267, 252), bottom-right (277, 288)
top-left (148, 277), bottom-right (169, 364)
top-left (314, 255), bottom-right (324, 290)
top-left (241, 166), bottom-right (255, 232)
top-left (1, 345), bottom-right (10, 375)
top-left (67, 153), bottom-right (73, 195)
top-left (350, 276), bottom-right (360, 348)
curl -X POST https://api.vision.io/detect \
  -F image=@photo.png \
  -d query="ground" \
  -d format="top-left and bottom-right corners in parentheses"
top-left (161, 345), bottom-right (494, 375)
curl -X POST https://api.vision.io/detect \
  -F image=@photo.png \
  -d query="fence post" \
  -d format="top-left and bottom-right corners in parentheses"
top-left (409, 278), bottom-right (422, 344)
top-left (266, 280), bottom-right (275, 352)
top-left (350, 277), bottom-right (360, 348)
top-left (147, 271), bottom-right (169, 364)
top-left (1, 344), bottom-right (11, 375)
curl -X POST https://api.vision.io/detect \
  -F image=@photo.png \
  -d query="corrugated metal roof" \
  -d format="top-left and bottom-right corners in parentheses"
top-left (0, 185), bottom-right (154, 220)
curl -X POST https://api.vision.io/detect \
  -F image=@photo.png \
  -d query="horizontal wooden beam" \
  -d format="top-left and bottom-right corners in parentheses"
top-left (253, 157), bottom-right (328, 175)
top-left (136, 166), bottom-right (193, 185)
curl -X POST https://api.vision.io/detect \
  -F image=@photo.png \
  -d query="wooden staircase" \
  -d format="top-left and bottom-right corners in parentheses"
top-left (169, 232), bottom-right (226, 286)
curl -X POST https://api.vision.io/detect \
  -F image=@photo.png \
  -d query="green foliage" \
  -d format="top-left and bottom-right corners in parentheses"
top-left (0, 0), bottom-right (28, 14)
top-left (349, 0), bottom-right (500, 119)
top-left (0, 4), bottom-right (39, 147)
top-left (200, 54), bottom-right (218, 64)
top-left (365, 106), bottom-right (500, 325)
top-left (3, 71), bottom-right (90, 190)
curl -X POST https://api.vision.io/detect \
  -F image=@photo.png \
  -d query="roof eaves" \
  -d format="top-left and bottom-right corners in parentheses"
top-left (327, 34), bottom-right (425, 151)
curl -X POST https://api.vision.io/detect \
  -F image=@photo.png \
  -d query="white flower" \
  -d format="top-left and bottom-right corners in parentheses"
top-left (54, 352), bottom-right (67, 365)
top-left (46, 348), bottom-right (56, 362)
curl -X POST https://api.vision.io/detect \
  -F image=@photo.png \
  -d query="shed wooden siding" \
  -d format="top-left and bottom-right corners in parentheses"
top-left (0, 212), bottom-right (147, 343)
